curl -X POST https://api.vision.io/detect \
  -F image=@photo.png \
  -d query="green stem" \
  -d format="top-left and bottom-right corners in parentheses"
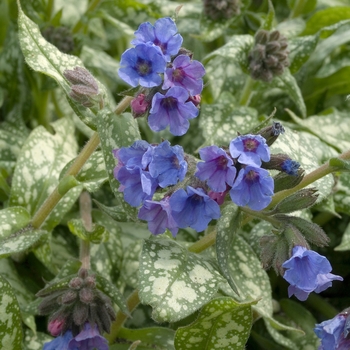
top-left (72, 0), bottom-right (103, 34)
top-left (31, 132), bottom-right (100, 228)
top-left (114, 96), bottom-right (133, 115)
top-left (46, 0), bottom-right (54, 19)
top-left (105, 290), bottom-right (140, 344)
top-left (239, 76), bottom-right (256, 106)
top-left (79, 192), bottom-right (92, 269)
top-left (188, 228), bottom-right (217, 253)
top-left (289, 0), bottom-right (306, 19)
top-left (305, 293), bottom-right (339, 319)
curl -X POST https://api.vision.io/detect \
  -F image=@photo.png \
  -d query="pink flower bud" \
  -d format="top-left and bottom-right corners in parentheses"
top-left (187, 94), bottom-right (201, 106)
top-left (131, 94), bottom-right (150, 117)
top-left (48, 318), bottom-right (65, 336)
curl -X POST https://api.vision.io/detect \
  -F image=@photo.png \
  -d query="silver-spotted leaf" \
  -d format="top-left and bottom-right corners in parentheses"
top-left (139, 236), bottom-right (225, 323)
top-left (175, 297), bottom-right (253, 350)
top-left (0, 275), bottom-right (23, 350)
top-left (0, 207), bottom-right (31, 240)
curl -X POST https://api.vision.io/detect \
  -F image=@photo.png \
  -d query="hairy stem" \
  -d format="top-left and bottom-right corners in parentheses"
top-left (79, 192), bottom-right (92, 269)
top-left (239, 76), bottom-right (256, 106)
top-left (105, 290), bottom-right (140, 343)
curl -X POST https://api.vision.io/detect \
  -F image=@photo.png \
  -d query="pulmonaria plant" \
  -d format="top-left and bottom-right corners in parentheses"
top-left (118, 17), bottom-right (205, 136)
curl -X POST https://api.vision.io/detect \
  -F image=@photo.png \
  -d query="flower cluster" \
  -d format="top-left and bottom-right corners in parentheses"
top-left (314, 309), bottom-right (350, 350)
top-left (118, 17), bottom-right (205, 136)
top-left (282, 246), bottom-right (343, 301)
top-left (196, 134), bottom-right (274, 211)
top-left (113, 130), bottom-right (294, 235)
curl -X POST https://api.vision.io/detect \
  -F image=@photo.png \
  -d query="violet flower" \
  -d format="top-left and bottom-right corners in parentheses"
top-left (67, 323), bottom-right (108, 350)
top-left (43, 331), bottom-right (73, 350)
top-left (138, 197), bottom-right (178, 236)
top-left (170, 186), bottom-right (221, 232)
top-left (229, 134), bottom-right (270, 167)
top-left (282, 246), bottom-right (343, 301)
top-left (195, 145), bottom-right (236, 192)
top-left (149, 86), bottom-right (199, 136)
top-left (131, 17), bottom-right (183, 62)
top-left (229, 166), bottom-right (274, 210)
top-left (163, 55), bottom-right (205, 95)
top-left (118, 43), bottom-right (166, 87)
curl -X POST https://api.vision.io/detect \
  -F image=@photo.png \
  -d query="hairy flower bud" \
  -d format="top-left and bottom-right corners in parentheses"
top-left (63, 67), bottom-right (100, 108)
top-left (257, 121), bottom-right (285, 146)
top-left (262, 153), bottom-right (300, 176)
top-left (61, 290), bottom-right (78, 305)
top-left (131, 93), bottom-right (151, 118)
top-left (69, 277), bottom-right (83, 290)
top-left (248, 30), bottom-right (290, 82)
top-left (203, 0), bottom-right (240, 20)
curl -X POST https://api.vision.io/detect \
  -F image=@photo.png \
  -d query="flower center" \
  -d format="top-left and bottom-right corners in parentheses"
top-left (172, 68), bottom-right (185, 82)
top-left (217, 155), bottom-right (228, 169)
top-left (161, 96), bottom-right (178, 110)
top-left (136, 58), bottom-right (152, 76)
top-left (243, 138), bottom-right (259, 152)
top-left (154, 38), bottom-right (167, 54)
top-left (245, 170), bottom-right (259, 182)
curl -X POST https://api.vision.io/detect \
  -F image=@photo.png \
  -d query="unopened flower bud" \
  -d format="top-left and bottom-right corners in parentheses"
top-left (78, 268), bottom-right (89, 279)
top-left (79, 288), bottom-right (95, 304)
top-left (73, 302), bottom-right (89, 326)
top-left (61, 290), bottom-right (78, 305)
top-left (187, 94), bottom-right (201, 106)
top-left (257, 121), bottom-right (285, 146)
top-left (48, 317), bottom-right (65, 336)
top-left (203, 0), bottom-right (240, 20)
top-left (63, 67), bottom-right (100, 108)
top-left (248, 29), bottom-right (290, 82)
top-left (69, 277), bottom-right (83, 290)
top-left (262, 153), bottom-right (300, 176)
top-left (84, 276), bottom-right (96, 289)
top-left (131, 93), bottom-right (150, 118)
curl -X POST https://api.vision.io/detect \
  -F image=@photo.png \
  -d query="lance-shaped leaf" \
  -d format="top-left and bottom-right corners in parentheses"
top-left (0, 228), bottom-right (48, 259)
top-left (175, 297), bottom-right (254, 350)
top-left (216, 203), bottom-right (241, 295)
top-left (0, 275), bottom-right (23, 350)
top-left (23, 329), bottom-right (53, 350)
top-left (138, 237), bottom-right (225, 323)
top-left (335, 221), bottom-right (350, 251)
top-left (17, 3), bottom-right (104, 128)
top-left (0, 207), bottom-right (31, 240)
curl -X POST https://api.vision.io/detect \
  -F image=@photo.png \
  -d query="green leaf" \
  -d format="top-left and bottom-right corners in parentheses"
top-left (264, 318), bottom-right (297, 350)
top-left (261, 0), bottom-right (275, 31)
top-left (286, 108), bottom-right (350, 152)
top-left (9, 118), bottom-right (77, 213)
top-left (17, 4), bottom-right (103, 128)
top-left (227, 235), bottom-right (273, 318)
top-left (0, 275), bottom-right (23, 350)
top-left (0, 207), bottom-right (31, 240)
top-left (216, 204), bottom-right (241, 295)
top-left (175, 297), bottom-right (253, 350)
top-left (120, 240), bottom-right (142, 289)
top-left (334, 172), bottom-right (350, 214)
top-left (270, 126), bottom-right (336, 202)
top-left (138, 236), bottom-right (225, 323)
top-left (302, 7), bottom-right (350, 35)
top-left (256, 69), bottom-right (306, 118)
top-left (23, 329), bottom-right (52, 350)
top-left (93, 200), bottom-right (137, 222)
top-left (199, 98), bottom-right (259, 147)
top-left (0, 228), bottom-right (48, 259)
top-left (115, 327), bottom-right (175, 350)
top-left (67, 218), bottom-right (109, 243)
top-left (288, 35), bottom-right (319, 74)
top-left (335, 220), bottom-right (350, 251)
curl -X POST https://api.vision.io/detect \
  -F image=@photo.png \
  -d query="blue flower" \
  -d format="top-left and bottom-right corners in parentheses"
top-left (149, 86), bottom-right (199, 136)
top-left (315, 313), bottom-right (350, 350)
top-left (282, 246), bottom-right (343, 301)
top-left (281, 159), bottom-right (300, 176)
top-left (131, 17), bottom-right (183, 62)
top-left (195, 146), bottom-right (236, 192)
top-left (147, 140), bottom-right (187, 188)
top-left (170, 186), bottom-right (221, 232)
top-left (115, 140), bottom-right (152, 170)
top-left (44, 331), bottom-right (73, 350)
top-left (68, 323), bottom-right (108, 350)
top-left (229, 134), bottom-right (270, 166)
top-left (229, 166), bottom-right (274, 210)
top-left (162, 55), bottom-right (205, 95)
top-left (117, 166), bottom-right (158, 207)
top-left (118, 43), bottom-right (166, 87)
top-left (138, 197), bottom-right (178, 236)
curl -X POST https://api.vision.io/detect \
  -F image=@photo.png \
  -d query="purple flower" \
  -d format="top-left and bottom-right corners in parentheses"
top-left (118, 43), bottom-right (166, 87)
top-left (170, 186), bottom-right (221, 232)
top-left (195, 146), bottom-right (236, 192)
top-left (131, 17), bottom-right (183, 61)
top-left (115, 140), bottom-right (152, 170)
top-left (149, 86), bottom-right (199, 136)
top-left (44, 331), bottom-right (73, 350)
top-left (281, 159), bottom-right (300, 176)
top-left (229, 134), bottom-right (270, 167)
top-left (117, 166), bottom-right (158, 207)
top-left (282, 246), bottom-right (343, 302)
top-left (68, 323), bottom-right (108, 350)
top-left (147, 140), bottom-right (187, 188)
top-left (163, 55), bottom-right (205, 95)
top-left (229, 166), bottom-right (273, 210)
top-left (138, 197), bottom-right (178, 236)
top-left (315, 312), bottom-right (350, 350)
